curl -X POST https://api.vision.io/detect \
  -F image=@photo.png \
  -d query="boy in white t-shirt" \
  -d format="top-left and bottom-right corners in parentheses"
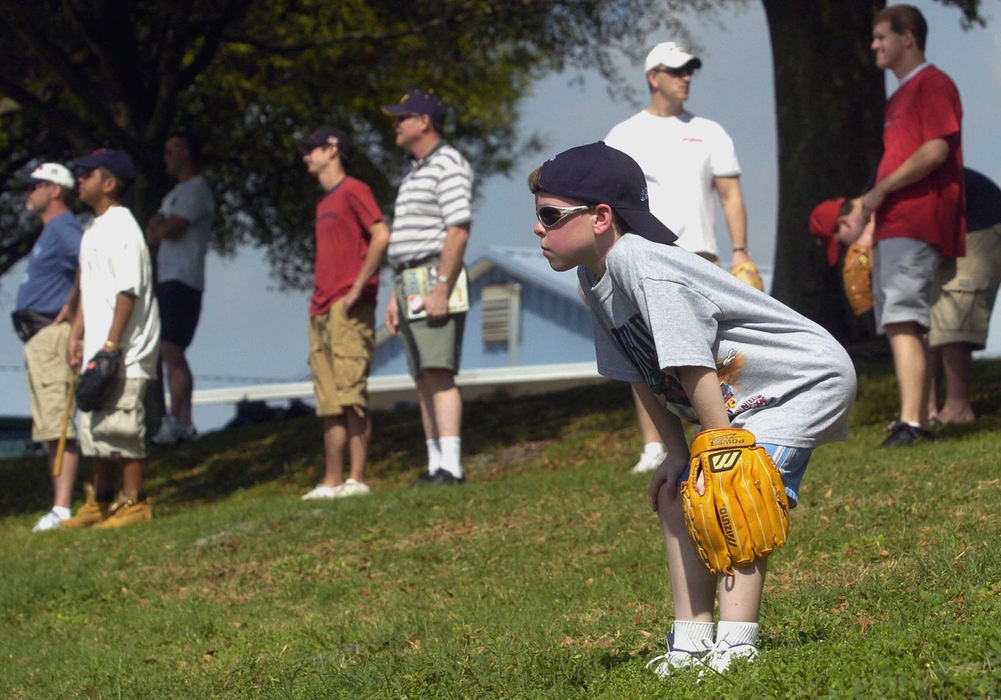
top-left (63, 149), bottom-right (161, 530)
top-left (528, 142), bottom-right (856, 676)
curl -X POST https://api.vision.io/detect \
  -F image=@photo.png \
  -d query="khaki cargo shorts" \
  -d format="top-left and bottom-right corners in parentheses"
top-left (23, 322), bottom-right (77, 442)
top-left (308, 300), bottom-right (375, 416)
top-left (79, 377), bottom-right (148, 459)
top-left (929, 224), bottom-right (1001, 350)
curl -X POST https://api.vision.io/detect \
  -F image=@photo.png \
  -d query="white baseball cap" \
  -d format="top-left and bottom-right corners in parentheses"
top-left (21, 162), bottom-right (75, 189)
top-left (644, 42), bottom-right (703, 73)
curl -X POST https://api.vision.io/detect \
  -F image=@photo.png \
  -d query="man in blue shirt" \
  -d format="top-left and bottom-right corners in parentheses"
top-left (14, 162), bottom-right (83, 532)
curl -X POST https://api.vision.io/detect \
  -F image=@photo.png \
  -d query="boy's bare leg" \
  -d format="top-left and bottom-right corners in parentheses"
top-left (717, 559), bottom-right (766, 623)
top-left (658, 486), bottom-right (716, 622)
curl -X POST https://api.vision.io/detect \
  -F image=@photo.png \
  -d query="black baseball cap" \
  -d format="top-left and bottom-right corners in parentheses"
top-left (71, 149), bottom-right (135, 186)
top-left (295, 125), bottom-right (352, 162)
top-left (536, 142), bottom-right (678, 245)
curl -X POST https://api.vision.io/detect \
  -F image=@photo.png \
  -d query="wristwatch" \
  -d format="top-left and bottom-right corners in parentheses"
top-left (435, 274), bottom-right (450, 285)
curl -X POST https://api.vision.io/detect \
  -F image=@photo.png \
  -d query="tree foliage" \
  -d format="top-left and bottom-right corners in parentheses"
top-left (0, 0), bottom-right (714, 287)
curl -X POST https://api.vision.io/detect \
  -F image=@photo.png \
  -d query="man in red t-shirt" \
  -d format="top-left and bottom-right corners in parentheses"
top-left (296, 125), bottom-right (390, 498)
top-left (861, 4), bottom-right (964, 448)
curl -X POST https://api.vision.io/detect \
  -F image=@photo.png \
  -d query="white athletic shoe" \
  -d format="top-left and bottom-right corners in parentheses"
top-left (152, 417), bottom-right (197, 445)
top-left (646, 633), bottom-right (708, 678)
top-left (301, 484), bottom-right (343, 500)
top-left (702, 641), bottom-right (759, 675)
top-left (631, 447), bottom-right (667, 474)
top-left (334, 479), bottom-right (371, 498)
top-left (32, 509), bottom-right (66, 532)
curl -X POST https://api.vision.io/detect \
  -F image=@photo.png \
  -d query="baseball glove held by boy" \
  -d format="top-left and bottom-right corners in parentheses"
top-left (681, 427), bottom-right (790, 575)
top-left (730, 260), bottom-right (764, 291)
top-left (75, 348), bottom-right (122, 412)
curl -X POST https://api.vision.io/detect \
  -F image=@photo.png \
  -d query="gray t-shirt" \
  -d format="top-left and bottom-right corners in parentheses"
top-left (579, 234), bottom-right (856, 448)
top-left (157, 174), bottom-right (215, 290)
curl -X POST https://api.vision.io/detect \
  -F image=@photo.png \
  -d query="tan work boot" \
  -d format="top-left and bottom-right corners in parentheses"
top-left (93, 492), bottom-right (152, 529)
top-left (61, 483), bottom-right (113, 529)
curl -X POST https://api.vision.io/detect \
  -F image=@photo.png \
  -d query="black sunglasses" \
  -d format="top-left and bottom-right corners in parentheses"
top-left (536, 204), bottom-right (593, 229)
top-left (653, 65), bottom-right (697, 78)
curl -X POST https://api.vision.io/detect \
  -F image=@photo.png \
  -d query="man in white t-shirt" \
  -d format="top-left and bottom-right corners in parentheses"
top-left (146, 133), bottom-right (215, 444)
top-left (63, 148), bottom-right (160, 529)
top-left (605, 41), bottom-right (762, 474)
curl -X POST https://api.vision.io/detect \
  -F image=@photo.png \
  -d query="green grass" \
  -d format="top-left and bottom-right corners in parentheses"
top-left (3, 355), bottom-right (1001, 697)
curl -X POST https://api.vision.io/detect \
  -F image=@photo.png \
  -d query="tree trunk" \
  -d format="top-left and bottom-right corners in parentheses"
top-left (762, 0), bottom-right (886, 341)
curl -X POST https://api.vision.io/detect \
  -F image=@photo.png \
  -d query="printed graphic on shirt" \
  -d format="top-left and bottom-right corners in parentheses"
top-left (610, 313), bottom-right (771, 422)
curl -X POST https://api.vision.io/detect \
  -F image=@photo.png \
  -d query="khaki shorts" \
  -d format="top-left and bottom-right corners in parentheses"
top-left (79, 377), bottom-right (148, 459)
top-left (23, 322), bottom-right (77, 442)
top-left (308, 300), bottom-right (375, 416)
top-left (929, 224), bottom-right (1001, 349)
top-left (394, 277), bottom-right (465, 376)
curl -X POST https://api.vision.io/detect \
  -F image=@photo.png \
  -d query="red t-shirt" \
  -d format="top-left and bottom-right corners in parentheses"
top-left (309, 177), bottom-right (383, 317)
top-left (874, 65), bottom-right (965, 258)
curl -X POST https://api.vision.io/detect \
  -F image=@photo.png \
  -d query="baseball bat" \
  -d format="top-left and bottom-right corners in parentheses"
top-left (52, 374), bottom-right (76, 478)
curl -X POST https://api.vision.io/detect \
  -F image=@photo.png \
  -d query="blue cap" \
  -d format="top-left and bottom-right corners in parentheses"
top-left (537, 142), bottom-right (678, 245)
top-left (381, 89), bottom-right (446, 124)
top-left (71, 149), bottom-right (135, 186)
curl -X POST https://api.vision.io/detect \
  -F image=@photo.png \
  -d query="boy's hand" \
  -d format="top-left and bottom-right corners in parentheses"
top-left (648, 456), bottom-right (688, 513)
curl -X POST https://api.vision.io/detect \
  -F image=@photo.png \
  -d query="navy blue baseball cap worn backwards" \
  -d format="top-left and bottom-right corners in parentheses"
top-left (381, 88), bottom-right (446, 124)
top-left (538, 142), bottom-right (678, 245)
top-left (71, 149), bottom-right (135, 186)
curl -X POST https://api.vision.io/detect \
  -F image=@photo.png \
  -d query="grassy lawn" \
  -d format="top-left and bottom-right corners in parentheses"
top-left (3, 355), bottom-right (1001, 697)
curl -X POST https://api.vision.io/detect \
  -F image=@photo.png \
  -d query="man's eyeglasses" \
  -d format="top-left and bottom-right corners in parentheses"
top-left (536, 204), bottom-right (593, 229)
top-left (394, 113), bottom-right (422, 125)
top-left (652, 65), bottom-right (697, 78)
top-left (28, 181), bottom-right (51, 192)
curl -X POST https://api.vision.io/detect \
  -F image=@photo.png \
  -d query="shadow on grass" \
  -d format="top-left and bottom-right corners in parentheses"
top-left (1, 381), bottom-right (634, 516)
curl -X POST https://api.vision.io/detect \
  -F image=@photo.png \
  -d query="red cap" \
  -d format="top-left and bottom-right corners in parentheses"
top-left (809, 198), bottom-right (845, 267)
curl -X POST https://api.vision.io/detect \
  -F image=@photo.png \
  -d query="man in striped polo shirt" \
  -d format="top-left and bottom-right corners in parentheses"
top-left (382, 89), bottom-right (474, 486)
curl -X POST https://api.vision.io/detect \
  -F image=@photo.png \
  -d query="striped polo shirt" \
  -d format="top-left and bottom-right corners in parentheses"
top-left (388, 142), bottom-right (473, 267)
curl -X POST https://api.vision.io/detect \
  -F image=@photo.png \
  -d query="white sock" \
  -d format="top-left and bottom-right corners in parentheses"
top-left (716, 621), bottom-right (759, 647)
top-left (439, 436), bottom-right (463, 478)
top-left (52, 506), bottom-right (71, 520)
top-left (643, 442), bottom-right (667, 457)
top-left (671, 620), bottom-right (714, 652)
top-left (426, 439), bottom-right (442, 473)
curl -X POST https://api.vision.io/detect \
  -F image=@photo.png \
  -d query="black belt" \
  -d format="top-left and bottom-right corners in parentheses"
top-left (391, 255), bottom-right (439, 274)
top-left (11, 310), bottom-right (56, 343)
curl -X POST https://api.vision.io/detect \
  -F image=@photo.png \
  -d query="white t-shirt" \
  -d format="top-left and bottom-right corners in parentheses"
top-left (156, 174), bottom-right (215, 290)
top-left (79, 206), bottom-right (161, 379)
top-left (605, 110), bottom-right (741, 257)
top-left (578, 234), bottom-right (856, 448)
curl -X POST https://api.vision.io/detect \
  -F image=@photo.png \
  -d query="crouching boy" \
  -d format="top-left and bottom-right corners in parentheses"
top-left (62, 149), bottom-right (161, 529)
top-left (528, 143), bottom-right (856, 675)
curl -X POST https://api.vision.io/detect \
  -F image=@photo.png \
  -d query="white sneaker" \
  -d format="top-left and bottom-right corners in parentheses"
top-left (301, 483), bottom-right (343, 500)
top-left (631, 447), bottom-right (667, 474)
top-left (334, 479), bottom-right (371, 498)
top-left (32, 509), bottom-right (66, 532)
top-left (702, 641), bottom-right (759, 675)
top-left (646, 633), bottom-right (708, 678)
top-left (153, 416), bottom-right (198, 445)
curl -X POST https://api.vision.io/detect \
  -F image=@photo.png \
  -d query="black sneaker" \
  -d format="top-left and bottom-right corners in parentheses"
top-left (412, 468), bottom-right (466, 487)
top-left (880, 421), bottom-right (935, 448)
